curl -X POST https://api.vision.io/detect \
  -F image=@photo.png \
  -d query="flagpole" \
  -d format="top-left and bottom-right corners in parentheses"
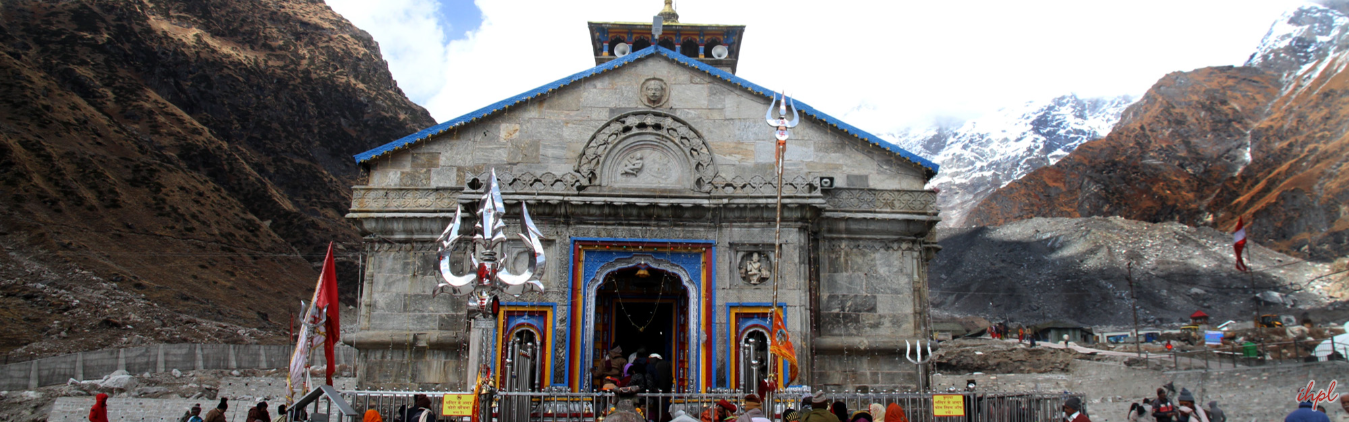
top-left (1247, 231), bottom-right (1261, 347)
top-left (769, 123), bottom-right (784, 398)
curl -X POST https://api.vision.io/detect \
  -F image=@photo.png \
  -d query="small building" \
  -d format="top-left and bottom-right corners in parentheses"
top-left (1189, 310), bottom-right (1210, 325)
top-left (932, 322), bottom-right (969, 341)
top-left (1030, 321), bottom-right (1094, 344)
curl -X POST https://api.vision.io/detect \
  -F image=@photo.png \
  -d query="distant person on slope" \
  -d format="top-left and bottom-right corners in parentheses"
top-left (1129, 400), bottom-right (1153, 422)
top-left (1286, 401), bottom-right (1331, 422)
top-left (204, 398), bottom-right (229, 422)
top-left (1205, 402), bottom-right (1225, 422)
top-left (180, 403), bottom-right (204, 422)
top-left (1063, 397), bottom-right (1089, 422)
top-left (88, 393), bottom-right (109, 422)
top-left (1176, 389), bottom-right (1208, 422)
top-left (1152, 389), bottom-right (1176, 422)
top-left (247, 401), bottom-right (271, 422)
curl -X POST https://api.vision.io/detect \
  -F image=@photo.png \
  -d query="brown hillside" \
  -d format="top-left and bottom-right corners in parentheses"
top-left (0, 0), bottom-right (434, 359)
top-left (1210, 57), bottom-right (1349, 260)
top-left (969, 53), bottom-right (1349, 261)
top-left (967, 67), bottom-right (1280, 229)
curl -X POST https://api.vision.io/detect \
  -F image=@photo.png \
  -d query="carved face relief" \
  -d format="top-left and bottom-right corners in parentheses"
top-left (640, 78), bottom-right (669, 108)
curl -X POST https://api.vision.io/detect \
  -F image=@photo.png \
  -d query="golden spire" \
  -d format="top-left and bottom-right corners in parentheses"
top-left (658, 0), bottom-right (679, 23)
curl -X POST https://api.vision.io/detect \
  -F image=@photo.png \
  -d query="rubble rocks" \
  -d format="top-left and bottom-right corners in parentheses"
top-left (931, 217), bottom-right (1338, 326)
top-left (935, 339), bottom-right (1081, 374)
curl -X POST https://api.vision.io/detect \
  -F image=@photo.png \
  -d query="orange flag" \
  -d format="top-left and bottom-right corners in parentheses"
top-left (769, 308), bottom-right (798, 385)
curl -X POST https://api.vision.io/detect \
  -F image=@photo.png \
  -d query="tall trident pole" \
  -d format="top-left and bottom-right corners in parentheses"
top-left (764, 91), bottom-right (799, 397)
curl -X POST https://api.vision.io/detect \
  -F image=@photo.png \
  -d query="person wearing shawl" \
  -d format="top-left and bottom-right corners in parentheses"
top-left (204, 398), bottom-right (229, 422)
top-left (364, 409), bottom-right (384, 422)
top-left (742, 394), bottom-right (771, 422)
top-left (247, 401), bottom-right (271, 422)
top-left (831, 401), bottom-right (849, 422)
top-left (849, 410), bottom-right (873, 422)
top-left (868, 404), bottom-right (885, 421)
top-left (1176, 388), bottom-right (1209, 422)
top-left (883, 403), bottom-right (908, 422)
top-left (671, 407), bottom-right (700, 422)
top-left (89, 393), bottom-right (109, 422)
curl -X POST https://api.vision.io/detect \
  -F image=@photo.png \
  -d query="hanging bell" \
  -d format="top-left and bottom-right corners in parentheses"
top-left (635, 262), bottom-right (651, 278)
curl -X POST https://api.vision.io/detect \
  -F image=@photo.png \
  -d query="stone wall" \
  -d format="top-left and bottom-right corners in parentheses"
top-left (361, 57), bottom-right (928, 192)
top-left (0, 344), bottom-right (355, 391)
top-left (46, 376), bottom-right (359, 422)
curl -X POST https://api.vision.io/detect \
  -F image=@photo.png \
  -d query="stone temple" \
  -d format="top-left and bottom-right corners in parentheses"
top-left (344, 4), bottom-right (940, 393)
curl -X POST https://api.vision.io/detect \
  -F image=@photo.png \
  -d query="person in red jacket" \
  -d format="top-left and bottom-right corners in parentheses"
top-left (1064, 397), bottom-right (1090, 422)
top-left (89, 393), bottom-right (109, 422)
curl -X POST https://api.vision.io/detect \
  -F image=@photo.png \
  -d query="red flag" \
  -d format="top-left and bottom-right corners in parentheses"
top-left (1233, 218), bottom-right (1248, 272)
top-left (313, 242), bottom-right (341, 385)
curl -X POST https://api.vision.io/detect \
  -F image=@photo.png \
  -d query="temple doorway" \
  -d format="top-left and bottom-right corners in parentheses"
top-left (591, 264), bottom-right (689, 392)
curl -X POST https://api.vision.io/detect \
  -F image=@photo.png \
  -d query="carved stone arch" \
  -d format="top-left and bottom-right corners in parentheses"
top-left (576, 111), bottom-right (717, 192)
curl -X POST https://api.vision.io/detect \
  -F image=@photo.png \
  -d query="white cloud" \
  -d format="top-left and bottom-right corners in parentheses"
top-left (326, 0), bottom-right (451, 103)
top-left (332, 0), bottom-right (1306, 132)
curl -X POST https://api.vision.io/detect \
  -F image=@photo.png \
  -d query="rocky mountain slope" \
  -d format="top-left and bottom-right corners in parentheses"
top-left (0, 0), bottom-right (434, 358)
top-left (889, 94), bottom-right (1133, 227)
top-left (967, 5), bottom-right (1349, 262)
top-left (931, 217), bottom-right (1343, 327)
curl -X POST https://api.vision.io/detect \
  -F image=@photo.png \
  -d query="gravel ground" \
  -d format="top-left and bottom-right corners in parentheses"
top-left (931, 217), bottom-right (1345, 326)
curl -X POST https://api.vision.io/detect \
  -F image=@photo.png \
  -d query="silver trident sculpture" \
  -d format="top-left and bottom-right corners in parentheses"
top-left (764, 91), bottom-right (800, 141)
top-left (433, 169), bottom-right (546, 312)
top-left (905, 340), bottom-right (933, 392)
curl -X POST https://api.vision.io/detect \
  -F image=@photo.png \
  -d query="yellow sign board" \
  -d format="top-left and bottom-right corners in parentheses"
top-left (442, 393), bottom-right (474, 417)
top-left (933, 394), bottom-right (966, 417)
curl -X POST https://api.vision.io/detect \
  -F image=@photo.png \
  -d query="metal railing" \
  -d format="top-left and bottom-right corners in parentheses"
top-left (337, 389), bottom-right (1081, 422)
top-left (1156, 338), bottom-right (1349, 371)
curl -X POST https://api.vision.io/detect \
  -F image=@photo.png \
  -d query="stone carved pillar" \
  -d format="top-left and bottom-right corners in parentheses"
top-left (466, 317), bottom-right (497, 387)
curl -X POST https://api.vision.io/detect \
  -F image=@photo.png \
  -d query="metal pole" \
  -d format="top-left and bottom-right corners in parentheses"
top-left (1247, 238), bottom-right (1262, 353)
top-left (1128, 262), bottom-right (1142, 358)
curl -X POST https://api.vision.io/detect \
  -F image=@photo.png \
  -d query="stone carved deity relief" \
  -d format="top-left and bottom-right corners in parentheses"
top-left (640, 78), bottom-right (669, 108)
top-left (738, 252), bottom-right (772, 285)
top-left (577, 111), bottom-right (718, 191)
top-left (606, 143), bottom-right (681, 188)
top-left (620, 153), bottom-right (644, 177)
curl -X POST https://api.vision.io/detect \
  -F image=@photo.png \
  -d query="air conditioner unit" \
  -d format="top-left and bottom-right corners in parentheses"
top-left (614, 43), bottom-right (632, 57)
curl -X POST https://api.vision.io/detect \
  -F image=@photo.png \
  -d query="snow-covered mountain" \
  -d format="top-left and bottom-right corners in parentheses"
top-left (887, 94), bottom-right (1134, 227)
top-left (1246, 3), bottom-right (1349, 86)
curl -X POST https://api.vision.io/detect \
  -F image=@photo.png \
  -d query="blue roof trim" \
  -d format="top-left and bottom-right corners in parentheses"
top-left (355, 46), bottom-right (938, 174)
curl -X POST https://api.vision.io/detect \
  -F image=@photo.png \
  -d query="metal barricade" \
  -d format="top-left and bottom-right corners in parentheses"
top-left (340, 389), bottom-right (1083, 422)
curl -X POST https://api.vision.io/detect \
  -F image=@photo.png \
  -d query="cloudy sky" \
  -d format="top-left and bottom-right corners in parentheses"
top-left (327, 0), bottom-right (1303, 134)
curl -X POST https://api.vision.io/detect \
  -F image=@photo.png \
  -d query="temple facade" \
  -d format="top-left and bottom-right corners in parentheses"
top-left (344, 5), bottom-right (940, 393)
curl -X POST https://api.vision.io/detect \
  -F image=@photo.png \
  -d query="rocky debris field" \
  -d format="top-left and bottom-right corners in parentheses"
top-left (934, 339), bottom-right (1087, 374)
top-left (0, 235), bottom-right (283, 361)
top-left (0, 366), bottom-right (355, 422)
top-left (931, 217), bottom-right (1345, 327)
